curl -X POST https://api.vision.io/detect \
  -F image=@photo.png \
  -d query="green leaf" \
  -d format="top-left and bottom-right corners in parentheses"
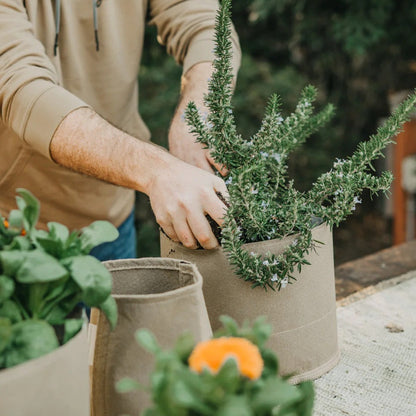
top-left (0, 275), bottom-right (15, 304)
top-left (135, 329), bottom-right (161, 354)
top-left (47, 222), bottom-right (70, 243)
top-left (0, 216), bottom-right (7, 233)
top-left (16, 250), bottom-right (68, 283)
top-left (218, 315), bottom-right (240, 336)
top-left (40, 278), bottom-right (79, 322)
top-left (98, 295), bottom-right (118, 330)
top-left (217, 395), bottom-right (254, 416)
top-left (63, 318), bottom-right (84, 344)
top-left (35, 237), bottom-right (63, 258)
top-left (66, 255), bottom-right (112, 306)
top-left (174, 332), bottom-right (195, 361)
top-left (292, 381), bottom-right (314, 416)
top-left (16, 188), bottom-right (40, 231)
top-left (0, 317), bottom-right (12, 355)
top-left (142, 409), bottom-right (164, 416)
top-left (3, 319), bottom-right (59, 368)
top-left (251, 376), bottom-right (303, 414)
top-left (0, 300), bottom-right (22, 323)
top-left (261, 348), bottom-right (279, 377)
top-left (8, 209), bottom-right (24, 230)
top-left (215, 358), bottom-right (241, 393)
top-left (0, 250), bottom-right (27, 276)
top-left (171, 378), bottom-right (212, 414)
top-left (116, 377), bottom-right (142, 393)
top-left (80, 221), bottom-right (119, 253)
top-left (7, 235), bottom-right (31, 250)
top-left (251, 316), bottom-right (273, 348)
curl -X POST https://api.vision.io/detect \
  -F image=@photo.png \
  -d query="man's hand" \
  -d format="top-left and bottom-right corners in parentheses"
top-left (148, 157), bottom-right (228, 249)
top-left (169, 62), bottom-right (228, 176)
top-left (50, 108), bottom-right (227, 249)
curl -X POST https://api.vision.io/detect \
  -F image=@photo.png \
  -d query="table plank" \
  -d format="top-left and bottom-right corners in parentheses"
top-left (335, 240), bottom-right (416, 299)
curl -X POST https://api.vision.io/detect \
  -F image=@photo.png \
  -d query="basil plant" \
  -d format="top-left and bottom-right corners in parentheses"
top-left (0, 189), bottom-right (118, 369)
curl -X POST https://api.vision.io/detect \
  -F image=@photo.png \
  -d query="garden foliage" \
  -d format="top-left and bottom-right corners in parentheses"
top-left (0, 189), bottom-right (118, 369)
top-left (136, 1), bottom-right (416, 259)
top-left (118, 316), bottom-right (314, 416)
top-left (185, 0), bottom-right (416, 289)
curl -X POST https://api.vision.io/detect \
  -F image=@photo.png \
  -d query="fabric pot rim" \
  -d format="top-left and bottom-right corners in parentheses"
top-left (103, 258), bottom-right (204, 300)
top-left (163, 221), bottom-right (325, 254)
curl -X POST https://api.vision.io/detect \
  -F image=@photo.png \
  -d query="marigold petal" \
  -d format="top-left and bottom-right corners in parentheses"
top-left (188, 337), bottom-right (263, 380)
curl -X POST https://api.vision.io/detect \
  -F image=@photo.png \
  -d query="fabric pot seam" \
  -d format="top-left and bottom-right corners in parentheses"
top-left (270, 306), bottom-right (337, 337)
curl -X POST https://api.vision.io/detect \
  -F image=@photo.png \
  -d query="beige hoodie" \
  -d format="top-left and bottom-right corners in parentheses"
top-left (0, 0), bottom-right (241, 230)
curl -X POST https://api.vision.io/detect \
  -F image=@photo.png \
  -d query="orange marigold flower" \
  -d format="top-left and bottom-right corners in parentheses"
top-left (188, 337), bottom-right (263, 380)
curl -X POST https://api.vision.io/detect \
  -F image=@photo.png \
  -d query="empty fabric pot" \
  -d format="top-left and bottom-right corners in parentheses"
top-left (0, 326), bottom-right (89, 416)
top-left (161, 223), bottom-right (339, 383)
top-left (89, 258), bottom-right (212, 416)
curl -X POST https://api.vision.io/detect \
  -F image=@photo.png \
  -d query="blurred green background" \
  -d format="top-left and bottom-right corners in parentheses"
top-left (136, 0), bottom-right (416, 264)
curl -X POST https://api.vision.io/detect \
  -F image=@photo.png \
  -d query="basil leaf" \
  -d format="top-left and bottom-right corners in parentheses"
top-left (0, 300), bottom-right (22, 324)
top-left (98, 295), bottom-right (118, 330)
top-left (47, 222), bottom-right (70, 243)
top-left (0, 250), bottom-right (27, 277)
top-left (63, 318), bottom-right (84, 344)
top-left (3, 320), bottom-right (58, 368)
top-left (0, 317), bottom-right (12, 355)
top-left (0, 275), bottom-right (15, 304)
top-left (16, 189), bottom-right (40, 231)
top-left (66, 255), bottom-right (112, 306)
top-left (80, 221), bottom-right (119, 253)
top-left (16, 250), bottom-right (68, 283)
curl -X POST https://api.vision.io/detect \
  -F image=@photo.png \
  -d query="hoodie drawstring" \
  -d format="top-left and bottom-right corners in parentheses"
top-left (53, 0), bottom-right (61, 56)
top-left (93, 0), bottom-right (102, 51)
top-left (53, 0), bottom-right (102, 56)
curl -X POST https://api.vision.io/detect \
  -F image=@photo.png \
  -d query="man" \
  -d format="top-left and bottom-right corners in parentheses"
top-left (0, 0), bottom-right (241, 259)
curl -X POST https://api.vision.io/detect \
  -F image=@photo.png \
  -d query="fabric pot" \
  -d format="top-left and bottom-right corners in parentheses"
top-left (0, 326), bottom-right (89, 416)
top-left (161, 222), bottom-right (340, 383)
top-left (89, 258), bottom-right (212, 416)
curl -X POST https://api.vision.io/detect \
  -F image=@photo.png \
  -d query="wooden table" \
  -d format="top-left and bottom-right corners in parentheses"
top-left (335, 239), bottom-right (416, 300)
top-left (314, 242), bottom-right (416, 415)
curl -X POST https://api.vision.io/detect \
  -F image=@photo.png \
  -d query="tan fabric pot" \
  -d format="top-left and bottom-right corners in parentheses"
top-left (89, 258), bottom-right (212, 416)
top-left (0, 326), bottom-right (89, 416)
top-left (161, 223), bottom-right (339, 383)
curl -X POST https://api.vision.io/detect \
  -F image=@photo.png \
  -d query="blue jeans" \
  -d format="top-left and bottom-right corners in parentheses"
top-left (90, 209), bottom-right (137, 261)
top-left (83, 210), bottom-right (136, 318)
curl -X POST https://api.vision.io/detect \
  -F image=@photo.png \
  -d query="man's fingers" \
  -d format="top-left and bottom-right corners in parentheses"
top-left (161, 224), bottom-right (180, 243)
top-left (203, 189), bottom-right (228, 228)
top-left (213, 178), bottom-right (230, 205)
top-left (206, 153), bottom-right (228, 176)
top-left (172, 216), bottom-right (198, 249)
top-left (187, 212), bottom-right (219, 250)
top-left (197, 157), bottom-right (215, 174)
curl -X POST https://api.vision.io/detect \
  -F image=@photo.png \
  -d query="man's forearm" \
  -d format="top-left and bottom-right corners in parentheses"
top-left (50, 107), bottom-right (228, 250)
top-left (50, 107), bottom-right (166, 195)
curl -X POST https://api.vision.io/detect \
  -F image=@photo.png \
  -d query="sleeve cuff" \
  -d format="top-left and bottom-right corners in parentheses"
top-left (11, 79), bottom-right (90, 160)
top-left (183, 30), bottom-right (241, 78)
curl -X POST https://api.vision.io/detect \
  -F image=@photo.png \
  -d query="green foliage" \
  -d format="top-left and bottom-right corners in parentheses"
top-left (117, 316), bottom-right (314, 416)
top-left (0, 319), bottom-right (59, 368)
top-left (185, 0), bottom-right (416, 289)
top-left (135, 2), bottom-right (416, 260)
top-left (0, 189), bottom-right (119, 369)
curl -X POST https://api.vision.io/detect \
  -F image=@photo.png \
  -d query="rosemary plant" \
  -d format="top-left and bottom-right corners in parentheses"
top-left (185, 0), bottom-right (416, 290)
